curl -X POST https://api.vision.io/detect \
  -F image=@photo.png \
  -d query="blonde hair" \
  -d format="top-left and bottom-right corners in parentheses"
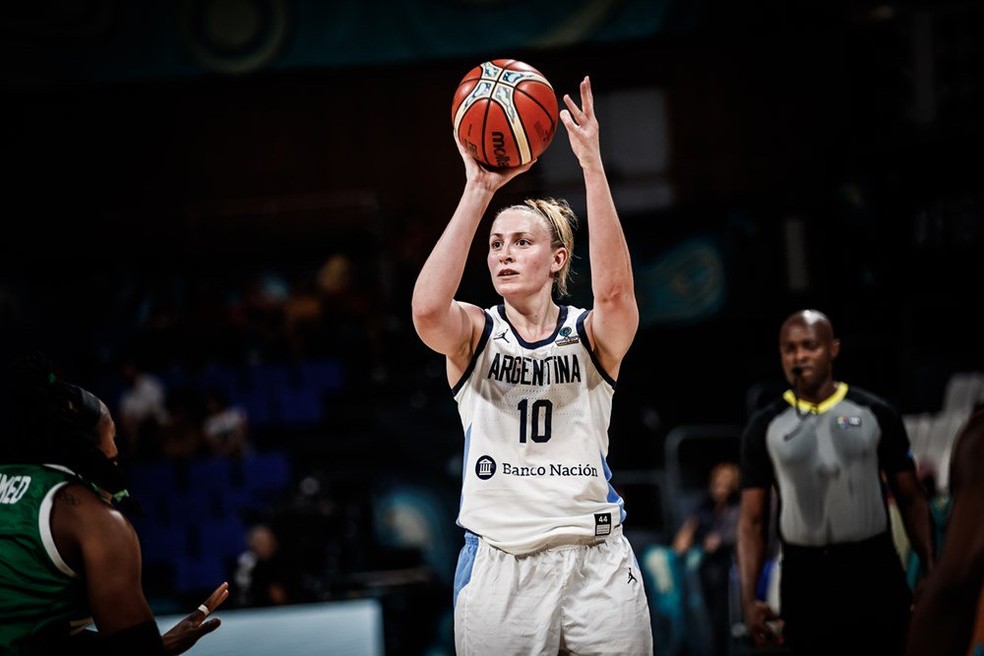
top-left (496, 197), bottom-right (578, 297)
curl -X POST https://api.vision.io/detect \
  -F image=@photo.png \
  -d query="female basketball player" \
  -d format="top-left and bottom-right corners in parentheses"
top-left (412, 76), bottom-right (654, 655)
top-left (0, 352), bottom-right (228, 655)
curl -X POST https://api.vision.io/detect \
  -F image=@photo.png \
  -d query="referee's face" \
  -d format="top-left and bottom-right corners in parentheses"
top-left (779, 321), bottom-right (840, 398)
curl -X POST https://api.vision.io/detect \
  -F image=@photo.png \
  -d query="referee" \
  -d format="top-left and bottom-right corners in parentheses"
top-left (737, 309), bottom-right (935, 656)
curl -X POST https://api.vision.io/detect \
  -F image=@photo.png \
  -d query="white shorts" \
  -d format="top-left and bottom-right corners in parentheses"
top-left (453, 526), bottom-right (654, 655)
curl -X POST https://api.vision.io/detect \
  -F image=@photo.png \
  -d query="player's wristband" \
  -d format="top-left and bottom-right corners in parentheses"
top-left (101, 620), bottom-right (166, 656)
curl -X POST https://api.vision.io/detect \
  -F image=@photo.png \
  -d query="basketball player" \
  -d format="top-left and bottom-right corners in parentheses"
top-left (0, 352), bottom-right (228, 655)
top-left (905, 407), bottom-right (984, 656)
top-left (412, 76), bottom-right (654, 655)
top-left (737, 309), bottom-right (935, 656)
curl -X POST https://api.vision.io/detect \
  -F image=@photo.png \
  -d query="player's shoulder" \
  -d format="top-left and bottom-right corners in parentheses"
top-left (54, 482), bottom-right (130, 529)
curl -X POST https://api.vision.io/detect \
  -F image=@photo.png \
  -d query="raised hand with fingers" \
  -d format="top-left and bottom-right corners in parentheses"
top-left (560, 76), bottom-right (603, 172)
top-left (161, 582), bottom-right (230, 655)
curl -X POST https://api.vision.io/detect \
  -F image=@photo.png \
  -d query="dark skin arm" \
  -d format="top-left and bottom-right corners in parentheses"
top-left (51, 483), bottom-right (228, 654)
top-left (886, 468), bottom-right (936, 583)
top-left (737, 487), bottom-right (782, 647)
top-left (905, 411), bottom-right (984, 656)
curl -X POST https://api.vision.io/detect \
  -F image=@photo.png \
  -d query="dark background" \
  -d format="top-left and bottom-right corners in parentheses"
top-left (1, 0), bottom-right (982, 652)
top-left (4, 0), bottom-right (981, 442)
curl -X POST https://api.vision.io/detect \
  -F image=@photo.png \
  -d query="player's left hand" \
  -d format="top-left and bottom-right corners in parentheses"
top-left (161, 581), bottom-right (229, 655)
top-left (560, 76), bottom-right (602, 172)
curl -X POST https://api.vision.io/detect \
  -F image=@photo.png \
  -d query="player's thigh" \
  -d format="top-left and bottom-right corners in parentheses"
top-left (455, 543), bottom-right (563, 656)
top-left (562, 536), bottom-right (653, 656)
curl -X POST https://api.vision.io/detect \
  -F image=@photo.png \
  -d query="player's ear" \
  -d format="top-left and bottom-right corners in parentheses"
top-left (830, 338), bottom-right (841, 360)
top-left (551, 247), bottom-right (568, 273)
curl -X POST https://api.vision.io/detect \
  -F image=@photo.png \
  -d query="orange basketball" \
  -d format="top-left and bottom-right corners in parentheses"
top-left (451, 59), bottom-right (559, 169)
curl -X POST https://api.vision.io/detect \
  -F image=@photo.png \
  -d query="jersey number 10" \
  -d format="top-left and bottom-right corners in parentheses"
top-left (518, 399), bottom-right (553, 443)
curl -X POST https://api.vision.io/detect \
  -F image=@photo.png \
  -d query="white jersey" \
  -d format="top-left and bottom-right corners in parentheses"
top-left (453, 304), bottom-right (626, 555)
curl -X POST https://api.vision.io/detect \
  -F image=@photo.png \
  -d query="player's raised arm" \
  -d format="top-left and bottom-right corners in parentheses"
top-left (411, 134), bottom-right (531, 373)
top-left (561, 76), bottom-right (639, 377)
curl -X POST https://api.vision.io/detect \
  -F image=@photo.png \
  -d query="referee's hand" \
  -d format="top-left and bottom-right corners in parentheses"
top-left (744, 600), bottom-right (784, 647)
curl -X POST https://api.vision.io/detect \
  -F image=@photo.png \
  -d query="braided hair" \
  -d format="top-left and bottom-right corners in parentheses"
top-left (1, 351), bottom-right (130, 503)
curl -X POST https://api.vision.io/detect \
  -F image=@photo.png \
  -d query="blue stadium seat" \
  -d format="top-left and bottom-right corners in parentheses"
top-left (297, 358), bottom-right (345, 396)
top-left (198, 515), bottom-right (248, 561)
top-left (277, 383), bottom-right (325, 427)
top-left (136, 520), bottom-right (189, 567)
top-left (241, 363), bottom-right (290, 428)
top-left (174, 554), bottom-right (228, 594)
top-left (195, 363), bottom-right (245, 406)
top-left (237, 450), bottom-right (293, 512)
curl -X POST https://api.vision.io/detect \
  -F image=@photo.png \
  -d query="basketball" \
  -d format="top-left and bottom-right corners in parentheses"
top-left (451, 59), bottom-right (559, 169)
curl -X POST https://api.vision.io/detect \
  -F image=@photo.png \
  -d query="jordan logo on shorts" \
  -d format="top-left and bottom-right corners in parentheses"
top-left (594, 512), bottom-right (612, 536)
top-left (627, 569), bottom-right (637, 584)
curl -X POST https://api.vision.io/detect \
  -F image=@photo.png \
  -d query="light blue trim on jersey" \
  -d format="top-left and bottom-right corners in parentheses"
top-left (458, 424), bottom-right (472, 519)
top-left (453, 532), bottom-right (480, 606)
top-left (602, 453), bottom-right (627, 523)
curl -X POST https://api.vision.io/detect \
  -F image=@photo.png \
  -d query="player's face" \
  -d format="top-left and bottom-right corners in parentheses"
top-left (90, 406), bottom-right (120, 501)
top-left (488, 209), bottom-right (562, 299)
top-left (779, 321), bottom-right (839, 394)
top-left (94, 407), bottom-right (119, 464)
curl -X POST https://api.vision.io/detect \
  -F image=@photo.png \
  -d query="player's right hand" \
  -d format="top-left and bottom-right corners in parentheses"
top-left (453, 131), bottom-right (533, 192)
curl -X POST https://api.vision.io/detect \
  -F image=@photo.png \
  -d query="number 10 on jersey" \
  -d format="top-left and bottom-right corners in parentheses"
top-left (518, 399), bottom-right (553, 443)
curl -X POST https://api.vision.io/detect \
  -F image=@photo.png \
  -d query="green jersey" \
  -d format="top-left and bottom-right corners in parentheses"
top-left (0, 464), bottom-right (94, 655)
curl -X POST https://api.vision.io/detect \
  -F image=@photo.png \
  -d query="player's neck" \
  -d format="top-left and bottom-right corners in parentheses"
top-left (503, 299), bottom-right (559, 341)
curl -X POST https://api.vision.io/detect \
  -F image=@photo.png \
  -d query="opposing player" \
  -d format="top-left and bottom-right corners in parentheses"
top-left (412, 76), bottom-right (654, 655)
top-left (0, 352), bottom-right (228, 655)
top-left (905, 407), bottom-right (984, 656)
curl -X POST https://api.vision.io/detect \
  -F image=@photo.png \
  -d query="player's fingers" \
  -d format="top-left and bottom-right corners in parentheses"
top-left (579, 76), bottom-right (594, 115)
top-left (200, 582), bottom-right (230, 614)
top-left (559, 109), bottom-right (576, 130)
top-left (207, 581), bottom-right (229, 604)
top-left (198, 618), bottom-right (222, 635)
top-left (562, 94), bottom-right (584, 123)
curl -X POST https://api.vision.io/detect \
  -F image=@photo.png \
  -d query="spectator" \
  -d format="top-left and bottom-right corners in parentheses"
top-left (201, 388), bottom-right (251, 458)
top-left (672, 462), bottom-right (741, 656)
top-left (117, 357), bottom-right (169, 460)
top-left (227, 271), bottom-right (289, 363)
top-left (159, 386), bottom-right (205, 460)
top-left (233, 524), bottom-right (298, 607)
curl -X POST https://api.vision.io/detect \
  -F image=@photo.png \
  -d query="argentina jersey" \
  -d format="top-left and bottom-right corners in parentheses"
top-left (452, 304), bottom-right (626, 555)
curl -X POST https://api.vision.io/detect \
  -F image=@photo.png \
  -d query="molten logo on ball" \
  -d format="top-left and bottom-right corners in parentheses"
top-left (451, 59), bottom-right (559, 169)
